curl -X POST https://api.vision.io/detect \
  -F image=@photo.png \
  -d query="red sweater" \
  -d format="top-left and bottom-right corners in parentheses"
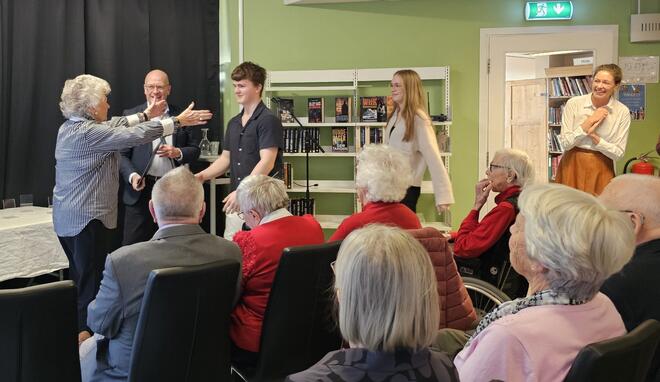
top-left (230, 214), bottom-right (324, 352)
top-left (329, 202), bottom-right (422, 242)
top-left (453, 185), bottom-right (521, 259)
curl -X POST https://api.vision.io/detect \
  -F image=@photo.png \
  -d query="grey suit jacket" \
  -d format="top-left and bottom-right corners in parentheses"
top-left (86, 224), bottom-right (242, 382)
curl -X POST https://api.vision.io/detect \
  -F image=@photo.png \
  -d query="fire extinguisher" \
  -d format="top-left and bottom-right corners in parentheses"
top-left (623, 151), bottom-right (659, 175)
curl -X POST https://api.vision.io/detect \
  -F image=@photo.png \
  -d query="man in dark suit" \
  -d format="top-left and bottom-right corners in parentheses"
top-left (599, 174), bottom-right (660, 381)
top-left (79, 166), bottom-right (242, 382)
top-left (120, 69), bottom-right (201, 245)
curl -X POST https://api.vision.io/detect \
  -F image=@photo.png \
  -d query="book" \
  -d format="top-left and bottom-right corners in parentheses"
top-left (335, 97), bottom-right (352, 123)
top-left (386, 96), bottom-right (395, 119)
top-left (276, 98), bottom-right (295, 123)
top-left (283, 162), bottom-right (293, 189)
top-left (332, 127), bottom-right (349, 152)
top-left (307, 97), bottom-right (324, 123)
top-left (360, 97), bottom-right (379, 122)
top-left (376, 96), bottom-right (387, 122)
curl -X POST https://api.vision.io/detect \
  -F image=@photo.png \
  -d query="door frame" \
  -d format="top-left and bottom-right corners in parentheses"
top-left (478, 25), bottom-right (618, 177)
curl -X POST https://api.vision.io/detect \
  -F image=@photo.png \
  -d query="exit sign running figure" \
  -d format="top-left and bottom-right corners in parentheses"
top-left (525, 1), bottom-right (574, 21)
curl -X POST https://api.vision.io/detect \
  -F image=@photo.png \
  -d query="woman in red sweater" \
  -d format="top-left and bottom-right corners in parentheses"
top-left (329, 144), bottom-right (422, 241)
top-left (453, 148), bottom-right (534, 298)
top-left (230, 174), bottom-right (325, 368)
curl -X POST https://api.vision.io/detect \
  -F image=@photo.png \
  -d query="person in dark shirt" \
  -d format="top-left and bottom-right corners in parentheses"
top-left (599, 174), bottom-right (660, 381)
top-left (195, 62), bottom-right (283, 240)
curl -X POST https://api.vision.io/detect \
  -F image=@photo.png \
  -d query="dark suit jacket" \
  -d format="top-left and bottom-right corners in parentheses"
top-left (86, 224), bottom-right (242, 382)
top-left (119, 103), bottom-right (201, 205)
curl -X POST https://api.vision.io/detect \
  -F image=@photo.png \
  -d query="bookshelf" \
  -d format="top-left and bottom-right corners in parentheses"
top-left (265, 67), bottom-right (453, 232)
top-left (545, 64), bottom-right (593, 181)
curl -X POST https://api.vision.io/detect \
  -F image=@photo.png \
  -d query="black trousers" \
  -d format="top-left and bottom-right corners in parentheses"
top-left (58, 219), bottom-right (115, 332)
top-left (401, 186), bottom-right (421, 213)
top-left (123, 177), bottom-right (159, 245)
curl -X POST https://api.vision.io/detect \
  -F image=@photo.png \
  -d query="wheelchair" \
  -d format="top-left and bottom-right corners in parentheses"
top-left (455, 256), bottom-right (527, 320)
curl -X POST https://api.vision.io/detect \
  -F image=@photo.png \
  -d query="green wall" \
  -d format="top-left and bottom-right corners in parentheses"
top-left (220, 0), bottom-right (660, 229)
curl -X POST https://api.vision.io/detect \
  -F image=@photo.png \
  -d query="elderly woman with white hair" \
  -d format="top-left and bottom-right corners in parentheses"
top-left (453, 148), bottom-right (534, 297)
top-left (328, 144), bottom-right (421, 241)
top-left (230, 174), bottom-right (324, 368)
top-left (454, 183), bottom-right (633, 382)
top-left (53, 74), bottom-right (211, 343)
top-left (288, 225), bottom-right (459, 381)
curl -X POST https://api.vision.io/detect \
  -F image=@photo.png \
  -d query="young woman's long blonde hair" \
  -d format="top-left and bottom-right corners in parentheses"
top-left (386, 69), bottom-right (430, 142)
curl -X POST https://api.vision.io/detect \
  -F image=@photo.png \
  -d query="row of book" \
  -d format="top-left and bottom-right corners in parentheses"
top-left (548, 155), bottom-right (563, 181)
top-left (548, 76), bottom-right (592, 97)
top-left (548, 130), bottom-right (564, 153)
top-left (289, 198), bottom-right (315, 216)
top-left (276, 96), bottom-right (394, 124)
top-left (358, 126), bottom-right (384, 148)
top-left (284, 127), bottom-right (322, 153)
top-left (548, 105), bottom-right (565, 125)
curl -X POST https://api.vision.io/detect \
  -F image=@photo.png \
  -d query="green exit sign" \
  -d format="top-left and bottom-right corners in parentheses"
top-left (525, 1), bottom-right (574, 21)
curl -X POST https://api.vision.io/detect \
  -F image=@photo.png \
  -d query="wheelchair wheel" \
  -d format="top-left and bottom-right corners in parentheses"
top-left (463, 277), bottom-right (511, 320)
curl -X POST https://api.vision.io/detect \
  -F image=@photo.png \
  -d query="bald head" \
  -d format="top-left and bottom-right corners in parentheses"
top-left (599, 174), bottom-right (660, 244)
top-left (143, 69), bottom-right (171, 105)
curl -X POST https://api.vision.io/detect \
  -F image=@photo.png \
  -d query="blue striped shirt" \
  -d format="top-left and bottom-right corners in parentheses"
top-left (53, 115), bottom-right (175, 237)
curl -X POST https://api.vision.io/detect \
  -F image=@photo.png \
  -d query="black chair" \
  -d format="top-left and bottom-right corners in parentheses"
top-left (128, 259), bottom-right (241, 382)
top-left (0, 280), bottom-right (81, 382)
top-left (232, 241), bottom-right (344, 382)
top-left (564, 319), bottom-right (660, 382)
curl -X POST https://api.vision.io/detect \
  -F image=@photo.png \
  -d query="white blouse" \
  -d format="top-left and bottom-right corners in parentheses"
top-left (384, 110), bottom-right (454, 206)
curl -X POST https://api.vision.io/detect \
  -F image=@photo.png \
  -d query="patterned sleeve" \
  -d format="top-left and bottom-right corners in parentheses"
top-left (233, 231), bottom-right (259, 287)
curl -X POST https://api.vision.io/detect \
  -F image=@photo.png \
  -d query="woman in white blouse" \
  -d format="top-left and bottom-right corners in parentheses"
top-left (384, 69), bottom-right (454, 212)
top-left (556, 63), bottom-right (631, 195)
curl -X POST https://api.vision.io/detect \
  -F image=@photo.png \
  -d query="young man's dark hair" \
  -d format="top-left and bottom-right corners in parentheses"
top-left (231, 61), bottom-right (267, 96)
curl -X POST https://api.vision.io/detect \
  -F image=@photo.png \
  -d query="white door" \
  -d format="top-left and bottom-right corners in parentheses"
top-left (479, 26), bottom-right (618, 177)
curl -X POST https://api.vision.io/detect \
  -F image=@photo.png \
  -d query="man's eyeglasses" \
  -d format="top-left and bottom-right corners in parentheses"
top-left (489, 163), bottom-right (509, 172)
top-left (144, 84), bottom-right (167, 91)
top-left (330, 261), bottom-right (336, 273)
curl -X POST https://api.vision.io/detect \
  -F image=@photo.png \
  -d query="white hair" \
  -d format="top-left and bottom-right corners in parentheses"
top-left (495, 148), bottom-right (535, 188)
top-left (519, 183), bottom-right (634, 300)
top-left (151, 166), bottom-right (204, 221)
top-left (335, 224), bottom-right (439, 351)
top-left (59, 74), bottom-right (111, 119)
top-left (236, 174), bottom-right (289, 217)
top-left (356, 144), bottom-right (413, 203)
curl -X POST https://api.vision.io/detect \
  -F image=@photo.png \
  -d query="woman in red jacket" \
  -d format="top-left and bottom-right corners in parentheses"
top-left (453, 148), bottom-right (534, 298)
top-left (230, 174), bottom-right (325, 368)
top-left (329, 144), bottom-right (422, 241)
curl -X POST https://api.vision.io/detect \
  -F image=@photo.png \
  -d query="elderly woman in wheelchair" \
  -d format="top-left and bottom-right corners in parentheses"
top-left (453, 148), bottom-right (534, 299)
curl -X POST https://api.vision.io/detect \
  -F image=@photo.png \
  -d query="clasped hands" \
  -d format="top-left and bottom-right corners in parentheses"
top-left (581, 107), bottom-right (608, 145)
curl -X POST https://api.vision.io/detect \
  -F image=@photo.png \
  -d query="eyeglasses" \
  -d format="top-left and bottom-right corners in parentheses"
top-left (330, 261), bottom-right (336, 273)
top-left (489, 163), bottom-right (509, 172)
top-left (144, 84), bottom-right (168, 91)
top-left (237, 212), bottom-right (245, 220)
top-left (620, 210), bottom-right (645, 226)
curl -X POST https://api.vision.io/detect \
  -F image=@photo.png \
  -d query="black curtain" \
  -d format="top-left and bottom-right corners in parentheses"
top-left (0, 0), bottom-right (220, 204)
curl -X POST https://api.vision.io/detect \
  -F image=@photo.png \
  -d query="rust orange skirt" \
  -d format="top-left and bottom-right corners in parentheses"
top-left (554, 147), bottom-right (614, 196)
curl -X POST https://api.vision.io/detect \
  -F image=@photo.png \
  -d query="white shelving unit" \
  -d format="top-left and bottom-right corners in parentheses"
top-left (263, 66), bottom-right (452, 231)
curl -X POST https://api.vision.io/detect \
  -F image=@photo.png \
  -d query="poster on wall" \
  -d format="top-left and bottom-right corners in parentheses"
top-left (619, 56), bottom-right (659, 84)
top-left (619, 84), bottom-right (646, 121)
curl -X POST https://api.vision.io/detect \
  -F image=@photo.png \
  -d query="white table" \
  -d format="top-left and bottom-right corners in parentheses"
top-left (0, 206), bottom-right (69, 282)
top-left (199, 155), bottom-right (231, 235)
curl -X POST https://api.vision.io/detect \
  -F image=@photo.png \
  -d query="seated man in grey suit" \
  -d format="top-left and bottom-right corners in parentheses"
top-left (80, 166), bottom-right (242, 382)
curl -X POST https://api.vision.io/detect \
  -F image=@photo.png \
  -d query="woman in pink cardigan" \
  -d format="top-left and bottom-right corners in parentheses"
top-left (455, 183), bottom-right (634, 382)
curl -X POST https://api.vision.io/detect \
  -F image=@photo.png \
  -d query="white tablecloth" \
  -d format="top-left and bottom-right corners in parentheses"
top-left (0, 206), bottom-right (69, 282)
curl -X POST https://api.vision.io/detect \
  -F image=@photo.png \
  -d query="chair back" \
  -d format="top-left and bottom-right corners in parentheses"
top-left (0, 280), bottom-right (81, 382)
top-left (251, 241), bottom-right (343, 381)
top-left (128, 259), bottom-right (240, 382)
top-left (3, 198), bottom-right (16, 208)
top-left (408, 227), bottom-right (477, 330)
top-left (563, 319), bottom-right (660, 382)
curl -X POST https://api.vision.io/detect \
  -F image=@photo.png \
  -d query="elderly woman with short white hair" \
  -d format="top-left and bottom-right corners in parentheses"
top-left (288, 225), bottom-right (459, 381)
top-left (53, 74), bottom-right (211, 343)
top-left (455, 183), bottom-right (633, 382)
top-left (453, 148), bottom-right (534, 297)
top-left (328, 144), bottom-right (421, 241)
top-left (230, 174), bottom-right (324, 368)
